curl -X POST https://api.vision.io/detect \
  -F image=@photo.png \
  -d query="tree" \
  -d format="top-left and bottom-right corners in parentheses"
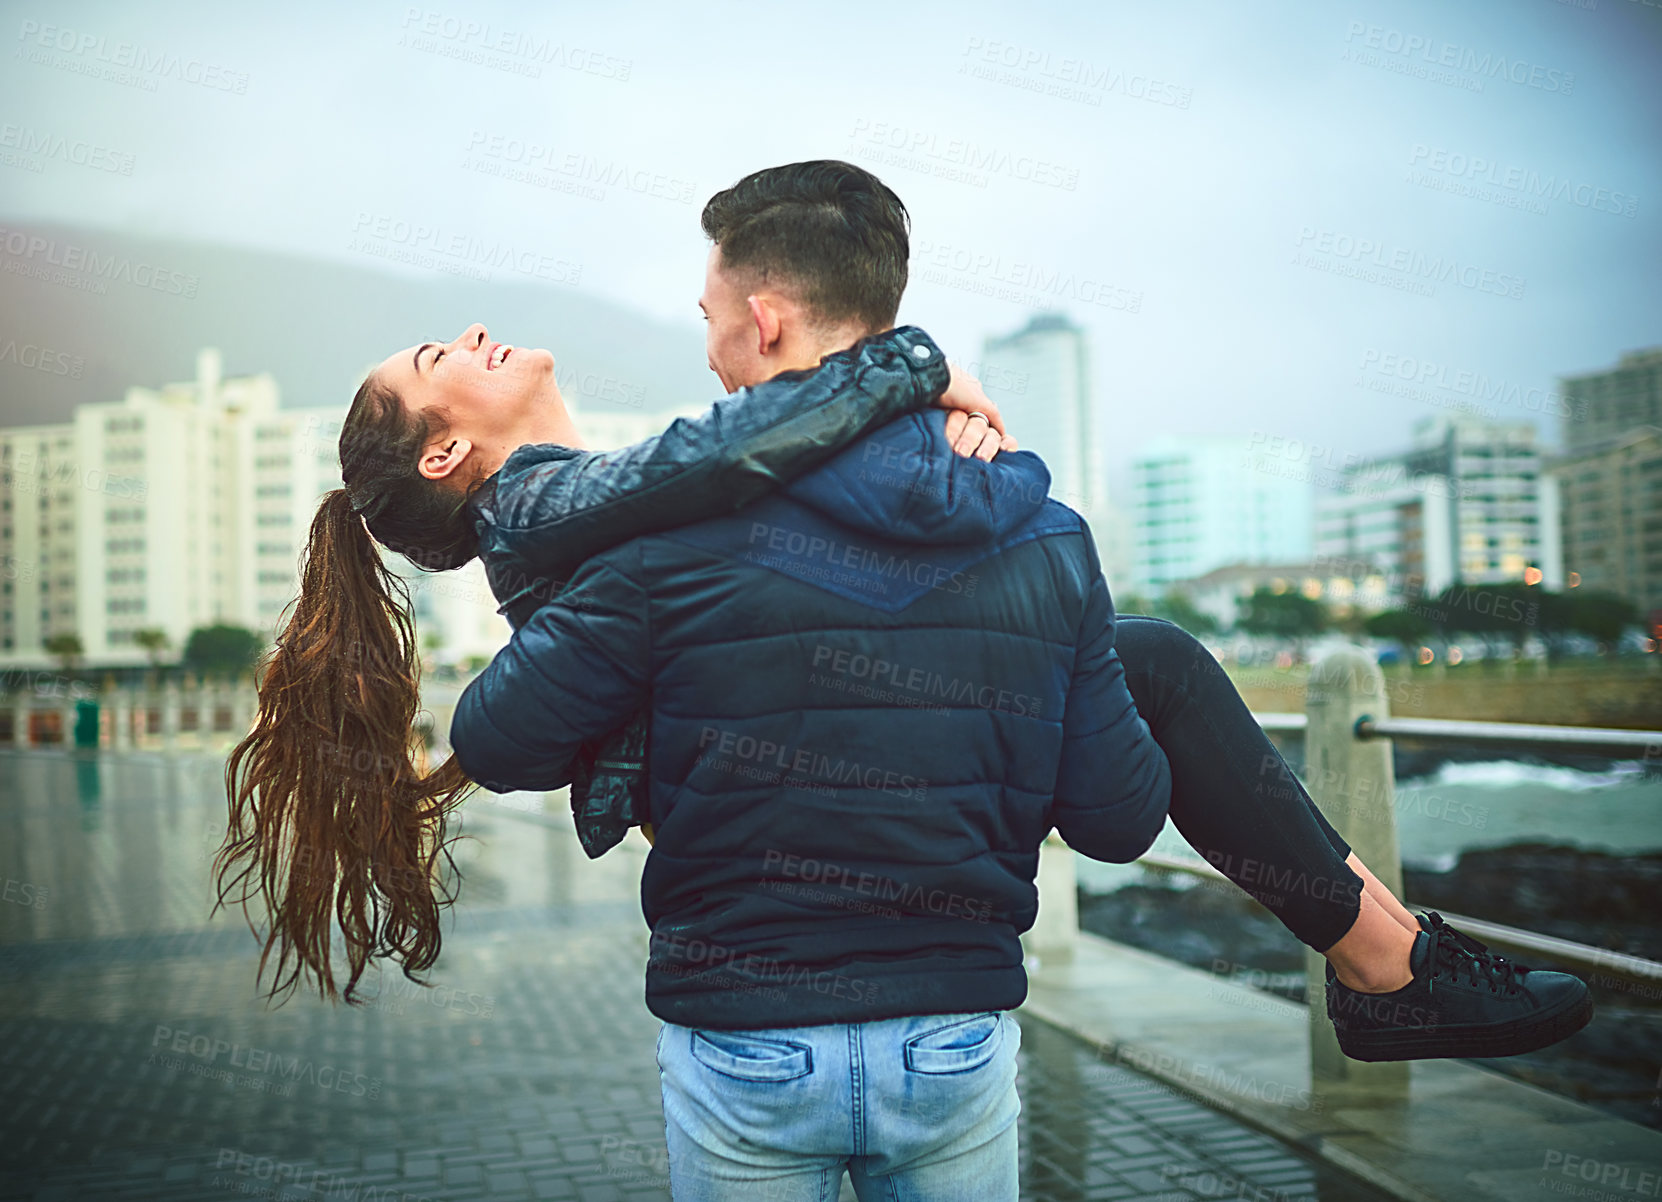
top-left (1564, 590), bottom-right (1640, 646)
top-left (1237, 588), bottom-right (1327, 651)
top-left (1364, 609), bottom-right (1431, 658)
top-left (1424, 583), bottom-right (1539, 656)
top-left (132, 628), bottom-right (170, 667)
top-left (182, 624), bottom-right (261, 677)
top-left (1149, 591), bottom-right (1220, 636)
top-left (44, 633), bottom-right (84, 673)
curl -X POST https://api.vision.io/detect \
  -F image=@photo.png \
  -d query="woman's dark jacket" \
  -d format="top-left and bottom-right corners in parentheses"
top-left (451, 383), bottom-right (1173, 1029)
top-left (467, 327), bottom-right (953, 856)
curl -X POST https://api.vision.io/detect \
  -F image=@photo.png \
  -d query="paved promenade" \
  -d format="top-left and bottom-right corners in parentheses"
top-left (0, 750), bottom-right (1394, 1201)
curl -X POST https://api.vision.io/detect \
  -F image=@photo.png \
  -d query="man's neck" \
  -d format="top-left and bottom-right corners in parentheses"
top-left (780, 322), bottom-right (886, 375)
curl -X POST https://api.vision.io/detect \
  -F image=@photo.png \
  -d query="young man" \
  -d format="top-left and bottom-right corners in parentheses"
top-left (450, 161), bottom-right (1591, 1201)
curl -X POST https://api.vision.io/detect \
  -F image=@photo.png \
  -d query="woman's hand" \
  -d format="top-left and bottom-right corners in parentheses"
top-left (938, 363), bottom-right (1017, 461)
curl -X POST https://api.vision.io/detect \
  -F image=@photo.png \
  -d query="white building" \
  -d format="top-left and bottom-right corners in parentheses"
top-left (1315, 416), bottom-right (1560, 602)
top-left (1130, 436), bottom-right (1314, 591)
top-left (1, 351), bottom-right (710, 672)
top-left (978, 313), bottom-right (1127, 580)
top-left (4, 349), bottom-right (342, 667)
top-left (1314, 479), bottom-right (1456, 605)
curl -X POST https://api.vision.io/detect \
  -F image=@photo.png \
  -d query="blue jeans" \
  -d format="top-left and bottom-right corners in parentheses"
top-left (655, 1010), bottom-right (1022, 1201)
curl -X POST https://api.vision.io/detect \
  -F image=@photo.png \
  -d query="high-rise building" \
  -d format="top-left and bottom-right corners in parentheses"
top-left (1314, 480), bottom-right (1456, 604)
top-left (978, 313), bottom-right (1126, 580)
top-left (1130, 436), bottom-right (1313, 591)
top-left (1560, 347), bottom-right (1662, 453)
top-left (1, 421), bottom-right (80, 658)
top-left (1, 351), bottom-right (709, 671)
top-left (1314, 415), bottom-right (1560, 600)
top-left (2, 350), bottom-right (351, 666)
top-left (1549, 426), bottom-right (1662, 616)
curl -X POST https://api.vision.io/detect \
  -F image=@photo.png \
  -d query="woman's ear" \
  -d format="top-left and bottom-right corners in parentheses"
top-left (418, 437), bottom-right (474, 482)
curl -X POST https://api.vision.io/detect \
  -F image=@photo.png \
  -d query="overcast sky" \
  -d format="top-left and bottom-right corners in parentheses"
top-left (3, 0), bottom-right (1658, 484)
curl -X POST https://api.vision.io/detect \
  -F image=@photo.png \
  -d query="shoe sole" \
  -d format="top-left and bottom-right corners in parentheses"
top-left (1333, 987), bottom-right (1594, 1062)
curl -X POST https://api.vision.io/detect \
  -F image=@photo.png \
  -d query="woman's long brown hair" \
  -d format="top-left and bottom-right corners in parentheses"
top-left (214, 375), bottom-right (484, 1006)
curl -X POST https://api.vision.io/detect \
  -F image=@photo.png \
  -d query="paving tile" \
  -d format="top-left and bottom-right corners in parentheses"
top-left (0, 753), bottom-right (1399, 1202)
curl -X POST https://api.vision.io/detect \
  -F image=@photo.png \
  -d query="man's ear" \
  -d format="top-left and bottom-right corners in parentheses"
top-left (418, 437), bottom-right (474, 482)
top-left (747, 294), bottom-right (784, 356)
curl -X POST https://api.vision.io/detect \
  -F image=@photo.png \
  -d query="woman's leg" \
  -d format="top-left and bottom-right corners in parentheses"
top-left (1113, 616), bottom-right (1415, 988)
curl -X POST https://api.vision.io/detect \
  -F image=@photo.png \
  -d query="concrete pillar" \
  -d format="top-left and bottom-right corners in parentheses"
top-left (161, 682), bottom-right (182, 751)
top-left (17, 693), bottom-right (36, 749)
top-left (1022, 831), bottom-right (1078, 967)
top-left (1, 693), bottom-right (21, 747)
top-left (1302, 647), bottom-right (1410, 1101)
top-left (232, 673), bottom-right (257, 741)
top-left (112, 690), bottom-right (133, 752)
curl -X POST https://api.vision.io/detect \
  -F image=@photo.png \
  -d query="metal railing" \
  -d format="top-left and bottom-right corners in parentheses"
top-left (1137, 850), bottom-right (1662, 985)
top-left (1253, 711), bottom-right (1660, 753)
top-left (1029, 646), bottom-right (1662, 1100)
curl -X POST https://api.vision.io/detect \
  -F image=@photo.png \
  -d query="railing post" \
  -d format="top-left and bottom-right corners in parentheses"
top-left (1303, 647), bottom-right (1409, 1100)
top-left (161, 681), bottom-right (181, 752)
top-left (111, 687), bottom-right (133, 752)
top-left (1023, 831), bottom-right (1078, 967)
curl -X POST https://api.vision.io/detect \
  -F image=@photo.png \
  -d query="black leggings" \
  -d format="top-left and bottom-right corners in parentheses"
top-left (1115, 616), bottom-right (1367, 955)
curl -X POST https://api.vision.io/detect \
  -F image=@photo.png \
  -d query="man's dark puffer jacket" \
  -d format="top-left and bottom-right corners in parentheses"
top-left (467, 327), bottom-right (952, 856)
top-left (452, 406), bottom-right (1173, 1031)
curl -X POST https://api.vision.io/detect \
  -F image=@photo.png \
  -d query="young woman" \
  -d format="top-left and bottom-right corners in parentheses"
top-left (217, 321), bottom-right (1591, 1067)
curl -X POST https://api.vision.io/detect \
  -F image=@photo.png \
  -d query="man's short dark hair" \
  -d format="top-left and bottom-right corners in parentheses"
top-left (701, 160), bottom-right (909, 332)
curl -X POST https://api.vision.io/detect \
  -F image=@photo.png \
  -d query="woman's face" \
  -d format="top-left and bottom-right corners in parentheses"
top-left (374, 322), bottom-right (562, 485)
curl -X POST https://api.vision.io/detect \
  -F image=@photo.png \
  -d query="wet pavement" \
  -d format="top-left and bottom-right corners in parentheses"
top-left (0, 749), bottom-right (1395, 1201)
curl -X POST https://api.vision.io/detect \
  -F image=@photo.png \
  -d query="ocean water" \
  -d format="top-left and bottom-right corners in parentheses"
top-left (1075, 758), bottom-right (1662, 895)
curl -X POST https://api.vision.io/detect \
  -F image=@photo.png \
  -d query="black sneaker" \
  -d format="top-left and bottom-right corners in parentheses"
top-left (1325, 911), bottom-right (1594, 1062)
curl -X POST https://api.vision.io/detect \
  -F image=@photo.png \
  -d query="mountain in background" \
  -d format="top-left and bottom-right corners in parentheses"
top-left (0, 220), bottom-right (715, 427)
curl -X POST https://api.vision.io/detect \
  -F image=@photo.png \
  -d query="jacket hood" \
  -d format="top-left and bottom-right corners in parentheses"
top-left (780, 410), bottom-right (1051, 546)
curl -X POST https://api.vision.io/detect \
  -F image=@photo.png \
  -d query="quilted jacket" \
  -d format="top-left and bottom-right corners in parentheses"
top-left (466, 327), bottom-right (952, 855)
top-left (450, 406), bottom-right (1173, 1029)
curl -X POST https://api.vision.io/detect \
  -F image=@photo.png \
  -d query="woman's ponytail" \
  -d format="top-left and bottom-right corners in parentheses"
top-left (215, 487), bottom-right (473, 1005)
